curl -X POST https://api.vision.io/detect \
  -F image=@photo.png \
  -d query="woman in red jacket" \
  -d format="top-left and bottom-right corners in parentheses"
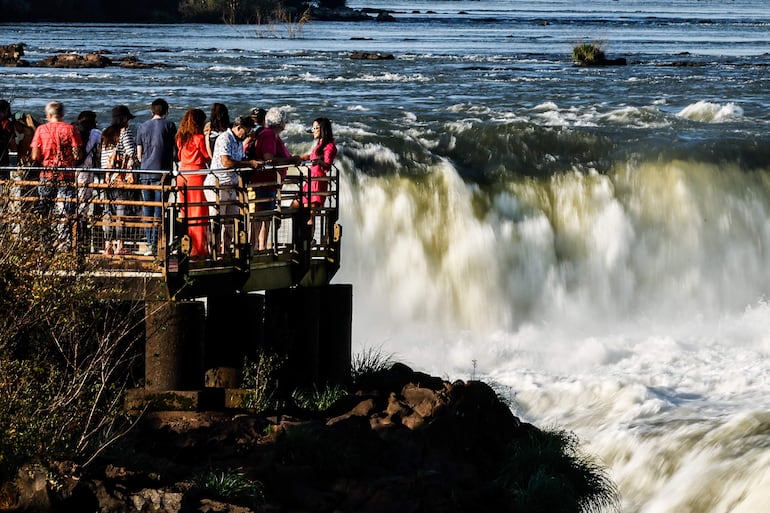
top-left (176, 108), bottom-right (211, 257)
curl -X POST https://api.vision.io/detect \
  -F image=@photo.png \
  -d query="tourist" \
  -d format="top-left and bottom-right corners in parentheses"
top-left (29, 101), bottom-right (83, 248)
top-left (250, 107), bottom-right (266, 132)
top-left (176, 108), bottom-right (210, 257)
top-left (74, 110), bottom-right (102, 216)
top-left (243, 107), bottom-right (265, 160)
top-left (297, 117), bottom-right (337, 209)
top-left (204, 102), bottom-right (230, 159)
top-left (249, 107), bottom-right (301, 251)
top-left (11, 112), bottom-right (39, 168)
top-left (204, 115), bottom-right (262, 256)
top-left (100, 105), bottom-right (137, 255)
top-left (136, 98), bottom-right (177, 256)
top-left (0, 99), bottom-right (17, 172)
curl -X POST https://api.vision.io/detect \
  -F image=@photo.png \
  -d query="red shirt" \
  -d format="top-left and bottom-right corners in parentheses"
top-left (31, 120), bottom-right (82, 179)
top-left (177, 133), bottom-right (210, 170)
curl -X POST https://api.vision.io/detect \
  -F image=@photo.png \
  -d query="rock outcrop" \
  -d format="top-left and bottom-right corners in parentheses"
top-left (0, 43), bottom-right (28, 66)
top-left (0, 44), bottom-right (162, 68)
top-left (350, 51), bottom-right (396, 60)
top-left (39, 53), bottom-right (112, 68)
top-left (1, 364), bottom-right (544, 513)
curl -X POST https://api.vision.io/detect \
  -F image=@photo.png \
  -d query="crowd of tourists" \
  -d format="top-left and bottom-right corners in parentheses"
top-left (0, 98), bottom-right (337, 257)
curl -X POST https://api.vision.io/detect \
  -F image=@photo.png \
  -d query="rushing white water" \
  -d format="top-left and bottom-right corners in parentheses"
top-left (335, 145), bottom-right (770, 512)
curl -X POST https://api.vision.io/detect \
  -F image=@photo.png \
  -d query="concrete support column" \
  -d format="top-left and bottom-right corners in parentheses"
top-left (144, 300), bottom-right (205, 391)
top-left (204, 294), bottom-right (265, 386)
top-left (264, 284), bottom-right (352, 389)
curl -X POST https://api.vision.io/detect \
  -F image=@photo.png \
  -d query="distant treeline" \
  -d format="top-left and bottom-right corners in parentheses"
top-left (0, 0), bottom-right (347, 23)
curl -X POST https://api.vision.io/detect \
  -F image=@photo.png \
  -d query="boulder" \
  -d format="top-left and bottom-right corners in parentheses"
top-left (310, 6), bottom-right (372, 21)
top-left (0, 43), bottom-right (28, 66)
top-left (350, 51), bottom-right (396, 60)
top-left (38, 52), bottom-right (111, 68)
top-left (375, 11), bottom-right (396, 22)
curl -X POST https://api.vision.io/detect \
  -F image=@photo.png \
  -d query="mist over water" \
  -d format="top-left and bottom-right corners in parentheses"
top-left (3, 1), bottom-right (770, 510)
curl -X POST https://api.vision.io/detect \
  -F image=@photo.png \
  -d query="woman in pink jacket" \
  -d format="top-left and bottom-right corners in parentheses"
top-left (299, 117), bottom-right (337, 209)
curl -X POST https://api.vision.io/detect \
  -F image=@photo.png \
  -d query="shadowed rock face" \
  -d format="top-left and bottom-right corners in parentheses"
top-left (3, 363), bottom-right (542, 513)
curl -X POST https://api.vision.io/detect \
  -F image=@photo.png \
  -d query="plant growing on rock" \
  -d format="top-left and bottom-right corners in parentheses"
top-left (572, 42), bottom-right (606, 66)
top-left (240, 350), bottom-right (286, 412)
top-left (350, 344), bottom-right (394, 386)
top-left (192, 468), bottom-right (264, 509)
top-left (291, 383), bottom-right (347, 412)
top-left (495, 427), bottom-right (620, 513)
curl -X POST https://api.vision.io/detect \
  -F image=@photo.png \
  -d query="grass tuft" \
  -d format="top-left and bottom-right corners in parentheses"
top-left (292, 383), bottom-right (348, 412)
top-left (193, 468), bottom-right (264, 508)
top-left (350, 345), bottom-right (394, 385)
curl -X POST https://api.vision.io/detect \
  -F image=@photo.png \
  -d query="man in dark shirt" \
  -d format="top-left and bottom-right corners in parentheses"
top-left (0, 99), bottom-right (17, 172)
top-left (136, 98), bottom-right (176, 256)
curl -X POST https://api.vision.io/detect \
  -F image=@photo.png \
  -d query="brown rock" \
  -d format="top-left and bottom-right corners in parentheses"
top-left (401, 383), bottom-right (442, 418)
top-left (39, 52), bottom-right (111, 68)
top-left (350, 51), bottom-right (395, 60)
top-left (0, 43), bottom-right (28, 66)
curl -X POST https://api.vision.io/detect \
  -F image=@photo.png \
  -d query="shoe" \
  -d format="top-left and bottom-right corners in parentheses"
top-left (141, 250), bottom-right (154, 256)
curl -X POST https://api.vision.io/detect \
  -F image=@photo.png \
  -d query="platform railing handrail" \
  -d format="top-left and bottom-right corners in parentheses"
top-left (0, 161), bottom-right (341, 281)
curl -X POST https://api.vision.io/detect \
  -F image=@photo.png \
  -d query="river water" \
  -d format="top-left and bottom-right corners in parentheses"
top-left (3, 1), bottom-right (770, 511)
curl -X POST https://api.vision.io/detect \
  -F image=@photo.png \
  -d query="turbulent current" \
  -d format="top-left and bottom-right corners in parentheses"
top-left (3, 1), bottom-right (770, 511)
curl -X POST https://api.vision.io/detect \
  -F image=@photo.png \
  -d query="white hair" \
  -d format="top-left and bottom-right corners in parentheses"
top-left (264, 107), bottom-right (288, 128)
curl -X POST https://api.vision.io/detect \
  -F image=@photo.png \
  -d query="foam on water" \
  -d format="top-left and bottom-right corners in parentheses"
top-left (677, 100), bottom-right (745, 123)
top-left (336, 142), bottom-right (770, 513)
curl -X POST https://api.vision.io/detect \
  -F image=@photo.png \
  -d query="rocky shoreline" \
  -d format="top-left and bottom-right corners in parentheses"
top-left (0, 363), bottom-right (616, 513)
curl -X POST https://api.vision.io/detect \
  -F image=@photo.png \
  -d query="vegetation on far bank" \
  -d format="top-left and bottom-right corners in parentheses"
top-left (0, 0), bottom-right (347, 24)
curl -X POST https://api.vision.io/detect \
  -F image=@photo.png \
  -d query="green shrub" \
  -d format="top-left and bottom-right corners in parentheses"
top-left (572, 42), bottom-right (606, 66)
top-left (0, 211), bottom-right (144, 482)
top-left (241, 350), bottom-right (286, 412)
top-left (495, 428), bottom-right (619, 513)
top-left (275, 422), bottom-right (379, 476)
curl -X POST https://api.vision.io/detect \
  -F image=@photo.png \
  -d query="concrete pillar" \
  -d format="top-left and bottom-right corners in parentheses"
top-left (264, 284), bottom-right (352, 389)
top-left (144, 300), bottom-right (205, 391)
top-left (204, 294), bottom-right (265, 383)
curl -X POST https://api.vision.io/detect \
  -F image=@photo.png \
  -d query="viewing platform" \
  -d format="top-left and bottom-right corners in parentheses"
top-left (0, 160), bottom-right (351, 404)
top-left (0, 161), bottom-right (342, 299)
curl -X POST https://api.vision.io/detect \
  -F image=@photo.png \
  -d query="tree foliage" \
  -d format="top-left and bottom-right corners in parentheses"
top-left (0, 204), bottom-right (145, 482)
top-left (0, 0), bottom-right (345, 23)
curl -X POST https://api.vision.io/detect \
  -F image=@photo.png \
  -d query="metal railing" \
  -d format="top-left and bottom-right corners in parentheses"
top-left (0, 160), bottom-right (341, 294)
